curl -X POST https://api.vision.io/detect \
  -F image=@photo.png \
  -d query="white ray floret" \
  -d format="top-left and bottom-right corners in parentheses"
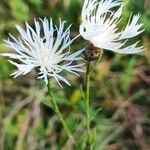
top-left (80, 0), bottom-right (145, 54)
top-left (2, 18), bottom-right (84, 87)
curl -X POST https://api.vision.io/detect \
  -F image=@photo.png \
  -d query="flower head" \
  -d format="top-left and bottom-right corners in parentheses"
top-left (2, 18), bottom-right (84, 87)
top-left (80, 0), bottom-right (145, 54)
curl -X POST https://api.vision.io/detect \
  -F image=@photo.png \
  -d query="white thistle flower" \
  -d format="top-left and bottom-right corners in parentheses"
top-left (1, 18), bottom-right (84, 87)
top-left (80, 0), bottom-right (145, 54)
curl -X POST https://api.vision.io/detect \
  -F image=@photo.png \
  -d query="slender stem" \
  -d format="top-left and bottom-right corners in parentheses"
top-left (47, 80), bottom-right (74, 142)
top-left (86, 62), bottom-right (91, 147)
top-left (85, 50), bottom-right (103, 149)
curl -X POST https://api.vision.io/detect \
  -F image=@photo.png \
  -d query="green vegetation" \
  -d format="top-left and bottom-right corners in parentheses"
top-left (0, 0), bottom-right (149, 149)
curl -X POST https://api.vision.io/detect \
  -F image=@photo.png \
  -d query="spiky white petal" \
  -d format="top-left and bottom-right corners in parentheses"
top-left (80, 0), bottom-right (144, 54)
top-left (2, 18), bottom-right (84, 86)
top-left (119, 14), bottom-right (144, 39)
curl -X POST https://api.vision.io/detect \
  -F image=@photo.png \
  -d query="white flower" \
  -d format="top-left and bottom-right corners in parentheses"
top-left (1, 18), bottom-right (84, 87)
top-left (80, 0), bottom-right (145, 54)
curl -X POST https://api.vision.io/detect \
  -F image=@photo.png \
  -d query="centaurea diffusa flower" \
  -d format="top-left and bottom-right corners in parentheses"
top-left (80, 0), bottom-right (145, 54)
top-left (2, 18), bottom-right (84, 87)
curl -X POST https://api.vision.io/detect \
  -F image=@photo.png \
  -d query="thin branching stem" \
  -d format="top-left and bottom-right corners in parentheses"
top-left (47, 80), bottom-right (74, 142)
top-left (86, 62), bottom-right (91, 148)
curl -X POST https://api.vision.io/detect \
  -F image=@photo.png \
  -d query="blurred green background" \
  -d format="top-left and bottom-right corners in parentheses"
top-left (0, 0), bottom-right (150, 150)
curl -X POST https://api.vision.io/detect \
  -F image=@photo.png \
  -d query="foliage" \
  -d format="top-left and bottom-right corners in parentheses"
top-left (0, 0), bottom-right (149, 150)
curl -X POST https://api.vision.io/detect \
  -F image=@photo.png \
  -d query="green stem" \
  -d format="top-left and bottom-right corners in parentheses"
top-left (86, 62), bottom-right (91, 147)
top-left (47, 80), bottom-right (74, 142)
